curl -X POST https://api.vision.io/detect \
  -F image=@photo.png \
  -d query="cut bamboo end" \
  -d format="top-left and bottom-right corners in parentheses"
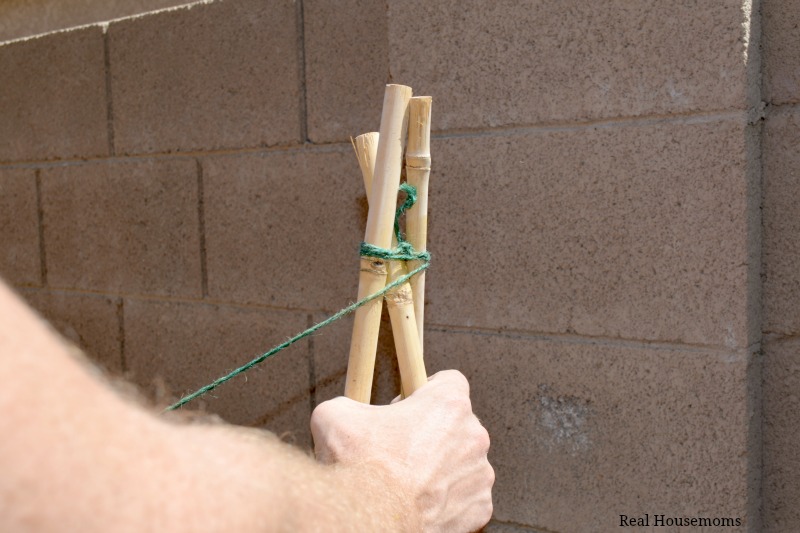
top-left (352, 129), bottom-right (427, 398)
top-left (405, 96), bottom-right (432, 350)
top-left (345, 85), bottom-right (412, 403)
top-left (353, 132), bottom-right (380, 204)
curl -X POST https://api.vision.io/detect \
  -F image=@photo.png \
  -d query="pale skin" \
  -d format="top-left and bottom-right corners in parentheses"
top-left (0, 280), bottom-right (494, 532)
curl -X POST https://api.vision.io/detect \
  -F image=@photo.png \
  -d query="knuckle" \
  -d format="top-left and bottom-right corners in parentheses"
top-left (469, 496), bottom-right (494, 530)
top-left (310, 397), bottom-right (347, 432)
top-left (486, 462), bottom-right (496, 487)
top-left (481, 499), bottom-right (494, 524)
top-left (309, 409), bottom-right (324, 435)
top-left (473, 425), bottom-right (491, 454)
top-left (309, 401), bottom-right (331, 428)
top-left (441, 393), bottom-right (471, 416)
top-left (433, 369), bottom-right (470, 395)
top-left (446, 370), bottom-right (471, 395)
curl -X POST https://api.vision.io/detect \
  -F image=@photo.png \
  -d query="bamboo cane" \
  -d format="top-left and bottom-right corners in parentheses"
top-left (345, 84), bottom-right (413, 403)
top-left (385, 266), bottom-right (427, 396)
top-left (405, 96), bottom-right (432, 349)
top-left (352, 133), bottom-right (427, 398)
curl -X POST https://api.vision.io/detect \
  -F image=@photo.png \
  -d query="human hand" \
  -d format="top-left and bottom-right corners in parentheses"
top-left (310, 370), bottom-right (494, 532)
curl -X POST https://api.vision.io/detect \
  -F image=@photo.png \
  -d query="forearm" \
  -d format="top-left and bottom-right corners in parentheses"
top-left (165, 423), bottom-right (420, 532)
top-left (0, 282), bottom-right (173, 531)
top-left (0, 281), bottom-right (418, 532)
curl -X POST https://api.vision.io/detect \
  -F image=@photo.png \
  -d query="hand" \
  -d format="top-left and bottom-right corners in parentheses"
top-left (310, 370), bottom-right (494, 532)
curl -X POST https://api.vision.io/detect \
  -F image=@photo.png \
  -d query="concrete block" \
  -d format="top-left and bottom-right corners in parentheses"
top-left (0, 168), bottom-right (40, 285)
top-left (0, 26), bottom-right (108, 161)
top-left (304, 0), bottom-right (388, 142)
top-left (108, 0), bottom-right (301, 154)
top-left (425, 118), bottom-right (752, 347)
top-left (763, 336), bottom-right (800, 531)
top-left (40, 158), bottom-right (202, 297)
top-left (312, 307), bottom-right (402, 407)
top-left (21, 288), bottom-right (122, 373)
top-left (389, 0), bottom-right (752, 130)
top-left (763, 107), bottom-right (800, 335)
top-left (763, 0), bottom-right (800, 104)
top-left (425, 328), bottom-right (752, 531)
top-left (123, 298), bottom-right (312, 447)
top-left (0, 0), bottom-right (193, 42)
top-left (203, 147), bottom-right (364, 311)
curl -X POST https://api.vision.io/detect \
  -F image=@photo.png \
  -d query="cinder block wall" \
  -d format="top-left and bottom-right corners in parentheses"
top-left (0, 0), bottom-right (192, 42)
top-left (761, 0), bottom-right (800, 531)
top-left (0, 1), bottom-right (790, 531)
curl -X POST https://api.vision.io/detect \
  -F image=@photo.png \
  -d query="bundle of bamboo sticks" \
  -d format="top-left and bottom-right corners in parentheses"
top-left (345, 84), bottom-right (432, 404)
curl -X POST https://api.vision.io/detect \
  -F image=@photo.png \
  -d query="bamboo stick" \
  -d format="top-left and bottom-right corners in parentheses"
top-left (345, 84), bottom-right (413, 403)
top-left (352, 132), bottom-right (427, 398)
top-left (385, 271), bottom-right (427, 396)
top-left (405, 96), bottom-right (432, 349)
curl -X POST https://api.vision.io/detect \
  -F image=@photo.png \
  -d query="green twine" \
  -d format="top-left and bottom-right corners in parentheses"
top-left (394, 182), bottom-right (417, 243)
top-left (165, 184), bottom-right (429, 412)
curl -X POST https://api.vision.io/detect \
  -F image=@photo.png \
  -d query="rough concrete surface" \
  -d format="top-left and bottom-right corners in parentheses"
top-left (0, 26), bottom-right (108, 162)
top-left (202, 148), bottom-right (364, 311)
top-left (763, 106), bottom-right (800, 335)
top-left (39, 158), bottom-right (202, 297)
top-left (22, 288), bottom-right (122, 372)
top-left (389, 0), bottom-right (752, 131)
top-left (124, 298), bottom-right (313, 447)
top-left (108, 0), bottom-right (301, 154)
top-left (762, 0), bottom-right (800, 104)
top-left (426, 118), bottom-right (752, 348)
top-left (763, 336), bottom-right (800, 532)
top-left (0, 0), bottom-right (194, 42)
top-left (0, 168), bottom-right (40, 285)
top-left (425, 329), bottom-right (752, 532)
top-left (304, 0), bottom-right (389, 142)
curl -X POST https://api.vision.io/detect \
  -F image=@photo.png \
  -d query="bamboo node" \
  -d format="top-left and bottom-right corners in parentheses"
top-left (385, 283), bottom-right (414, 307)
top-left (406, 155), bottom-right (431, 170)
top-left (359, 257), bottom-right (388, 276)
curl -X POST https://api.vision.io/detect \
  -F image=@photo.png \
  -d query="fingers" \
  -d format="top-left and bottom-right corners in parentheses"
top-left (389, 370), bottom-right (471, 404)
top-left (310, 369), bottom-right (494, 531)
top-left (427, 369), bottom-right (471, 397)
top-left (476, 459), bottom-right (495, 527)
top-left (403, 370), bottom-right (483, 448)
top-left (405, 369), bottom-right (471, 408)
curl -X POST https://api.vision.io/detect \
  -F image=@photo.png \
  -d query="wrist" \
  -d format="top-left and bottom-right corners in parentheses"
top-left (331, 461), bottom-right (422, 532)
